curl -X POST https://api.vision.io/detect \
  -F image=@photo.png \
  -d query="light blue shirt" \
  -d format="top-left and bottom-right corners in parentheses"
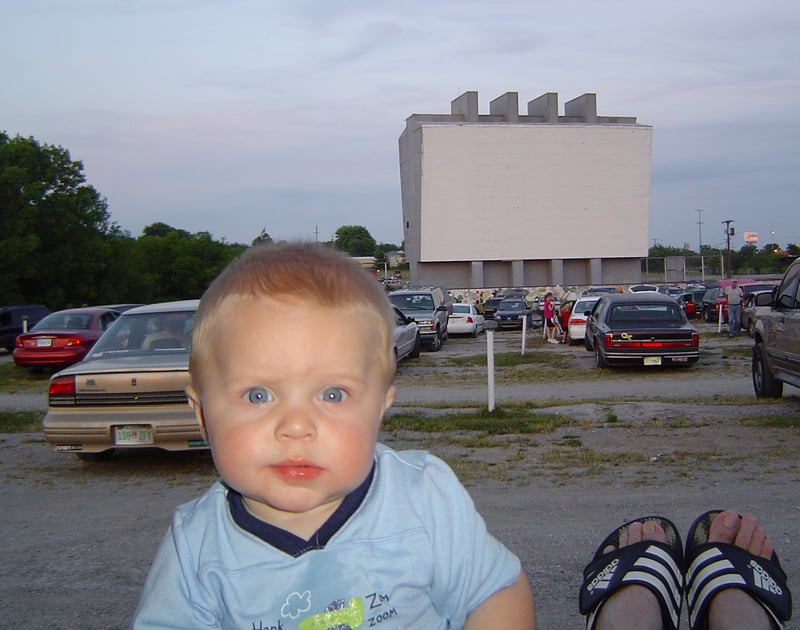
top-left (133, 445), bottom-right (521, 629)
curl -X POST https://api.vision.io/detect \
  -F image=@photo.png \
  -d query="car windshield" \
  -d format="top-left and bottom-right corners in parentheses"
top-left (573, 300), bottom-right (597, 313)
top-left (85, 311), bottom-right (196, 360)
top-left (452, 304), bottom-right (471, 314)
top-left (389, 294), bottom-right (434, 311)
top-left (499, 300), bottom-right (526, 311)
top-left (608, 303), bottom-right (684, 326)
top-left (33, 312), bottom-right (92, 330)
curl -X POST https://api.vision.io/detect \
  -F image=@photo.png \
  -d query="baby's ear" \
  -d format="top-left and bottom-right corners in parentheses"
top-left (185, 385), bottom-right (208, 438)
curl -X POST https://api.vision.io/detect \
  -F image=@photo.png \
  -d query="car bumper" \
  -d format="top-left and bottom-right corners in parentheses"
top-left (600, 350), bottom-right (700, 365)
top-left (13, 349), bottom-right (87, 367)
top-left (447, 323), bottom-right (477, 335)
top-left (42, 405), bottom-right (206, 454)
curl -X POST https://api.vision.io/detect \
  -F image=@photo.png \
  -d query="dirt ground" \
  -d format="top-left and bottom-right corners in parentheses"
top-left (1, 323), bottom-right (798, 629)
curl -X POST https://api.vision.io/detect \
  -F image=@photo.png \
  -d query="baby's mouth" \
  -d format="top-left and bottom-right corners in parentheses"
top-left (273, 461), bottom-right (323, 481)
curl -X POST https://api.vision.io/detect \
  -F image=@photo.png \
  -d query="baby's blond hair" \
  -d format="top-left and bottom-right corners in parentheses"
top-left (190, 241), bottom-right (396, 387)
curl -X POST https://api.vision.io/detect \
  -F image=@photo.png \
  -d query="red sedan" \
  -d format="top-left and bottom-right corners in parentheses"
top-left (13, 307), bottom-right (121, 368)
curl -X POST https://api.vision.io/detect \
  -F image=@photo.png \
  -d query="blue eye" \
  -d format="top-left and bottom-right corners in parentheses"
top-left (245, 387), bottom-right (273, 404)
top-left (320, 387), bottom-right (347, 403)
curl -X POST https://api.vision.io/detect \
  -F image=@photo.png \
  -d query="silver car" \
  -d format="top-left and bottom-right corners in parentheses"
top-left (42, 300), bottom-right (205, 460)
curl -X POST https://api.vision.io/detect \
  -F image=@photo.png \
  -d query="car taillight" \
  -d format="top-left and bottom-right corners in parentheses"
top-left (466, 316), bottom-right (474, 323)
top-left (572, 318), bottom-right (586, 325)
top-left (49, 375), bottom-right (76, 397)
top-left (603, 333), bottom-right (613, 348)
top-left (692, 332), bottom-right (699, 347)
top-left (64, 336), bottom-right (86, 347)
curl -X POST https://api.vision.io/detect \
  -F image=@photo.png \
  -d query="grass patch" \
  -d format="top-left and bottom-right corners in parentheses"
top-left (739, 415), bottom-right (800, 429)
top-left (441, 351), bottom-right (565, 368)
top-left (0, 409), bottom-right (44, 433)
top-left (382, 406), bottom-right (572, 434)
top-left (0, 362), bottom-right (52, 393)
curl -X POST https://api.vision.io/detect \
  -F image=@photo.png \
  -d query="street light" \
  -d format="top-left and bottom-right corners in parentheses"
top-left (722, 219), bottom-right (735, 278)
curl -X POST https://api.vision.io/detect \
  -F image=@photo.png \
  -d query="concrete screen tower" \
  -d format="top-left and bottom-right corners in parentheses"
top-left (398, 91), bottom-right (652, 288)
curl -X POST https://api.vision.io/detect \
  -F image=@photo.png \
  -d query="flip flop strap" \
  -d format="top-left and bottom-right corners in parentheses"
top-left (580, 541), bottom-right (683, 630)
top-left (685, 543), bottom-right (791, 630)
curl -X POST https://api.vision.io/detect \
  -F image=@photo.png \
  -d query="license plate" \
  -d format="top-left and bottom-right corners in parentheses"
top-left (644, 356), bottom-right (662, 366)
top-left (36, 338), bottom-right (52, 347)
top-left (114, 425), bottom-right (153, 445)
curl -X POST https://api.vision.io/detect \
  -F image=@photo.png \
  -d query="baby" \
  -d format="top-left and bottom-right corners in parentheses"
top-left (133, 241), bottom-right (536, 629)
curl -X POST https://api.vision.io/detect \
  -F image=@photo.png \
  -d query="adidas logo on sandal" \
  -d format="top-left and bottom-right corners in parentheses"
top-left (587, 558), bottom-right (619, 593)
top-left (750, 559), bottom-right (783, 595)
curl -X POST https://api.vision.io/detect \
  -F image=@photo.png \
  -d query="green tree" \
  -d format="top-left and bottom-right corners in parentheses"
top-left (0, 132), bottom-right (116, 307)
top-left (135, 224), bottom-right (245, 301)
top-left (334, 225), bottom-right (376, 256)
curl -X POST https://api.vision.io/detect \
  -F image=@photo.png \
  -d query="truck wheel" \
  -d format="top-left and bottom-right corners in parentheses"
top-left (427, 328), bottom-right (442, 352)
top-left (752, 342), bottom-right (783, 398)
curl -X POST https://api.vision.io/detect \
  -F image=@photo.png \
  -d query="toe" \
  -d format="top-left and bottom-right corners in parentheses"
top-left (708, 511), bottom-right (775, 560)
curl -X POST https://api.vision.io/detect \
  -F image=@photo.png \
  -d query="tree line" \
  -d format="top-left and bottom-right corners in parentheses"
top-left (1, 132), bottom-right (399, 310)
top-left (647, 243), bottom-right (799, 276)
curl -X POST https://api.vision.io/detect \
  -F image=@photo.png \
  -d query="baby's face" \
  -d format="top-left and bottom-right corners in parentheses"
top-left (189, 295), bottom-right (394, 530)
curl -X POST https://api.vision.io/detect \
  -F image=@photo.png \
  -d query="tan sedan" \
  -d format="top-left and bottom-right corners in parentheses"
top-left (42, 300), bottom-right (205, 461)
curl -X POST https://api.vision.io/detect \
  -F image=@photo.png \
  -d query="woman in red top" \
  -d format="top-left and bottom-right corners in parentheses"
top-left (543, 292), bottom-right (559, 344)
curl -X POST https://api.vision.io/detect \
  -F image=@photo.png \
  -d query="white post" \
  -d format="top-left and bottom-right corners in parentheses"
top-left (486, 322), bottom-right (497, 412)
top-left (521, 315), bottom-right (527, 354)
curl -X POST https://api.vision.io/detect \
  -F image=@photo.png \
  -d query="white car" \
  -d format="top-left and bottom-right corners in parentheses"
top-left (566, 296), bottom-right (601, 344)
top-left (392, 307), bottom-right (421, 363)
top-left (447, 303), bottom-right (485, 337)
top-left (628, 284), bottom-right (660, 293)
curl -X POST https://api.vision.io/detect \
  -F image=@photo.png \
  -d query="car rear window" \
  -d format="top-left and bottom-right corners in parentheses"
top-left (608, 304), bottom-right (683, 325)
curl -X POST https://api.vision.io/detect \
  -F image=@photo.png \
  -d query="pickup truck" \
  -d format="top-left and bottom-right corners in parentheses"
top-left (388, 287), bottom-right (453, 351)
top-left (751, 258), bottom-right (800, 397)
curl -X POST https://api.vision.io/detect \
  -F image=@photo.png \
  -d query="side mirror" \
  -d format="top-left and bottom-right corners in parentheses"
top-left (755, 292), bottom-right (774, 307)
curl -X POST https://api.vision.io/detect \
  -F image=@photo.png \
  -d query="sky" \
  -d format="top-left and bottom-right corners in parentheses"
top-left (2, 1), bottom-right (799, 251)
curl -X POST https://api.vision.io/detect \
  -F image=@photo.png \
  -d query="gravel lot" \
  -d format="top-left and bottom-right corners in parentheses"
top-left (1, 324), bottom-right (799, 629)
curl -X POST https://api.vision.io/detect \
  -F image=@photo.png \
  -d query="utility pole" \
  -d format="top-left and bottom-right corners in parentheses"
top-left (696, 208), bottom-right (703, 253)
top-left (722, 219), bottom-right (735, 278)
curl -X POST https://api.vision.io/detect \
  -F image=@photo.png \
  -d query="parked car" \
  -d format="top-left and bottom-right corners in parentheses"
top-left (392, 306), bottom-right (421, 363)
top-left (752, 258), bottom-right (800, 398)
top-left (584, 293), bottom-right (699, 368)
top-left (447, 303), bottom-right (485, 337)
top-left (494, 298), bottom-right (533, 330)
top-left (656, 285), bottom-right (684, 297)
top-left (674, 291), bottom-right (702, 319)
top-left (13, 306), bottom-right (122, 368)
top-left (388, 287), bottom-right (453, 351)
top-left (742, 290), bottom-right (775, 337)
top-left (566, 296), bottom-right (601, 344)
top-left (628, 284), bottom-right (659, 293)
top-left (0, 304), bottom-right (51, 352)
top-left (481, 296), bottom-right (505, 320)
top-left (42, 300), bottom-right (205, 460)
top-left (581, 287), bottom-right (617, 297)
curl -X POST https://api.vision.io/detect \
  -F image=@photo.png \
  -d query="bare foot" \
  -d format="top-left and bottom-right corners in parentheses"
top-left (707, 511), bottom-right (777, 630)
top-left (595, 520), bottom-right (666, 630)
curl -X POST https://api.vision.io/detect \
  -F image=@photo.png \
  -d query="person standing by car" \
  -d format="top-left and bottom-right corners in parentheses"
top-left (543, 292), bottom-right (558, 344)
top-left (725, 280), bottom-right (744, 336)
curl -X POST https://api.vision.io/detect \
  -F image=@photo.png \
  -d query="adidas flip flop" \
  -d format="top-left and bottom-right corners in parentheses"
top-left (579, 515), bottom-right (684, 630)
top-left (684, 509), bottom-right (792, 630)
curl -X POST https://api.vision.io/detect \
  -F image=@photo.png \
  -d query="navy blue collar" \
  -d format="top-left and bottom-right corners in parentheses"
top-left (226, 463), bottom-right (375, 557)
